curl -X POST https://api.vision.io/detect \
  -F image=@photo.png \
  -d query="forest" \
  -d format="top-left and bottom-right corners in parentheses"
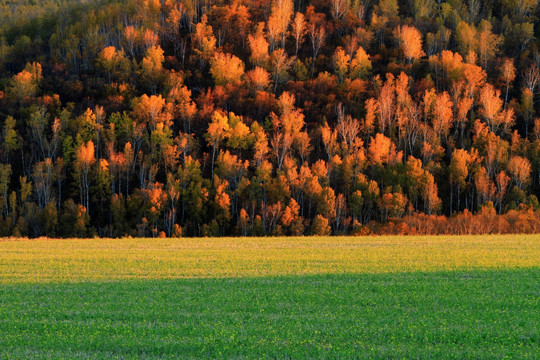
top-left (0, 0), bottom-right (539, 237)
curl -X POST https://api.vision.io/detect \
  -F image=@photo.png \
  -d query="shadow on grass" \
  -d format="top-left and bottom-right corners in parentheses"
top-left (0, 269), bottom-right (539, 359)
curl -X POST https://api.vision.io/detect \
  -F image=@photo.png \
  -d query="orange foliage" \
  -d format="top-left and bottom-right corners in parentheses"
top-left (210, 52), bottom-right (245, 86)
top-left (132, 94), bottom-right (172, 129)
top-left (368, 133), bottom-right (403, 166)
top-left (393, 25), bottom-right (425, 64)
top-left (508, 156), bottom-right (531, 189)
top-left (248, 23), bottom-right (269, 67)
top-left (76, 141), bottom-right (96, 168)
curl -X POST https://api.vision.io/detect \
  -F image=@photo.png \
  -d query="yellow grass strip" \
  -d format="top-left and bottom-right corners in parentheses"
top-left (0, 235), bottom-right (538, 283)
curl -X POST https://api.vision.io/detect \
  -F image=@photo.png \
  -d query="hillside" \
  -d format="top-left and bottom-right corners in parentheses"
top-left (0, 0), bottom-right (539, 237)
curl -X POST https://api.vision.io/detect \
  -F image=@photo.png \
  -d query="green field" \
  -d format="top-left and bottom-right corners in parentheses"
top-left (0, 235), bottom-right (539, 358)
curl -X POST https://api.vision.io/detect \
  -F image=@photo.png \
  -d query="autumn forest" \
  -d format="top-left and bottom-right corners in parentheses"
top-left (0, 0), bottom-right (539, 237)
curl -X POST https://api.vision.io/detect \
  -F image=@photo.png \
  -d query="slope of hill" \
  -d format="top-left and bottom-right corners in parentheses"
top-left (0, 0), bottom-right (539, 237)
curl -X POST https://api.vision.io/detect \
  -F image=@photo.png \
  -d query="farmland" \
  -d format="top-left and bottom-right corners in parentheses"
top-left (0, 235), bottom-right (539, 358)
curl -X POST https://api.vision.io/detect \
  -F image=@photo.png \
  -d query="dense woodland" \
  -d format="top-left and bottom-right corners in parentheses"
top-left (0, 0), bottom-right (539, 237)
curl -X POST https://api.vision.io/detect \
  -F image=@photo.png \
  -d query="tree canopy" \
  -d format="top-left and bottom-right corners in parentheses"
top-left (0, 0), bottom-right (539, 237)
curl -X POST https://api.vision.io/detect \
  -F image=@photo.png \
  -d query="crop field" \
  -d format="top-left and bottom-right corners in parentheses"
top-left (0, 235), bottom-right (539, 358)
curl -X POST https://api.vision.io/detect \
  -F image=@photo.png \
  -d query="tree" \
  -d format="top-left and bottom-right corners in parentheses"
top-left (206, 111), bottom-right (230, 177)
top-left (270, 92), bottom-right (306, 169)
top-left (317, 186), bottom-right (336, 223)
top-left (421, 172), bottom-right (441, 216)
top-left (432, 91), bottom-right (453, 142)
top-left (226, 114), bottom-right (252, 153)
top-left (214, 176), bottom-right (232, 233)
top-left (405, 156), bottom-right (423, 209)
top-left (245, 67), bottom-right (271, 93)
top-left (280, 198), bottom-right (303, 235)
top-left (0, 164), bottom-right (11, 219)
top-left (1, 116), bottom-right (20, 162)
top-left (376, 0), bottom-right (399, 17)
top-left (168, 76), bottom-right (197, 133)
top-left (520, 88), bottom-right (535, 137)
top-left (334, 193), bottom-right (347, 232)
top-left (378, 191), bottom-right (408, 221)
top-left (475, 166), bottom-right (496, 206)
top-left (336, 105), bottom-right (362, 156)
top-left (449, 149), bottom-right (472, 214)
top-left (350, 47), bottom-right (372, 79)
top-left (210, 52), bottom-right (245, 86)
top-left (251, 122), bottom-right (270, 166)
top-left (363, 98), bottom-right (378, 140)
top-left (97, 46), bottom-right (128, 84)
top-left (132, 94), bottom-right (172, 131)
top-left (142, 182), bottom-right (167, 237)
top-left (499, 58), bottom-right (516, 107)
top-left (495, 171), bottom-right (510, 213)
top-left (75, 141), bottom-right (96, 214)
top-left (333, 47), bottom-right (350, 83)
top-left (140, 45), bottom-right (165, 94)
top-left (523, 64), bottom-right (539, 95)
top-left (1, 0), bottom-right (540, 237)
top-left (321, 123), bottom-right (338, 160)
top-left (32, 158), bottom-right (56, 209)
top-left (463, 62), bottom-right (487, 98)
top-left (456, 21), bottom-right (477, 57)
top-left (60, 199), bottom-right (90, 238)
top-left (267, 0), bottom-right (293, 49)
top-left (477, 20), bottom-right (502, 69)
top-left (330, 0), bottom-right (351, 19)
top-left (210, 0), bottom-right (251, 52)
top-left (307, 8), bottom-right (326, 76)
top-left (216, 151), bottom-right (249, 194)
top-left (500, 0), bottom-right (538, 20)
top-left (270, 48), bottom-right (293, 92)
top-left (508, 156), bottom-right (531, 189)
top-left (9, 62), bottom-right (42, 102)
top-left (393, 25), bottom-right (425, 66)
top-left (368, 133), bottom-right (402, 166)
top-left (412, 0), bottom-right (436, 21)
top-left (248, 23), bottom-right (270, 67)
top-left (479, 84), bottom-right (503, 131)
top-left (122, 25), bottom-right (138, 58)
top-left (473, 122), bottom-right (509, 178)
top-left (311, 214), bottom-right (331, 235)
top-left (271, 132), bottom-right (293, 171)
top-left (479, 83), bottom-right (514, 135)
top-left (377, 73), bottom-right (395, 133)
top-left (142, 29), bottom-right (159, 50)
top-left (193, 15), bottom-right (217, 67)
top-left (291, 12), bottom-right (306, 59)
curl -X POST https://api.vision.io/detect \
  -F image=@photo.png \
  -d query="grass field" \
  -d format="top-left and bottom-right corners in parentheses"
top-left (0, 235), bottom-right (539, 358)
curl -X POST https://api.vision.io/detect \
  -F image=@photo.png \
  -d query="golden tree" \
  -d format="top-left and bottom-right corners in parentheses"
top-left (206, 111), bottom-right (231, 177)
top-left (9, 62), bottom-right (42, 102)
top-left (210, 52), bottom-right (245, 86)
top-left (267, 0), bottom-right (293, 49)
top-left (368, 133), bottom-right (403, 166)
top-left (333, 47), bottom-right (350, 82)
top-left (394, 25), bottom-right (425, 65)
top-left (350, 46), bottom-right (372, 79)
top-left (193, 15), bottom-right (217, 67)
top-left (508, 156), bottom-right (531, 189)
top-left (248, 23), bottom-right (270, 67)
top-left (291, 12), bottom-right (306, 58)
top-left (245, 67), bottom-right (271, 93)
top-left (132, 94), bottom-right (172, 131)
top-left (140, 45), bottom-right (164, 93)
top-left (499, 58), bottom-right (516, 107)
